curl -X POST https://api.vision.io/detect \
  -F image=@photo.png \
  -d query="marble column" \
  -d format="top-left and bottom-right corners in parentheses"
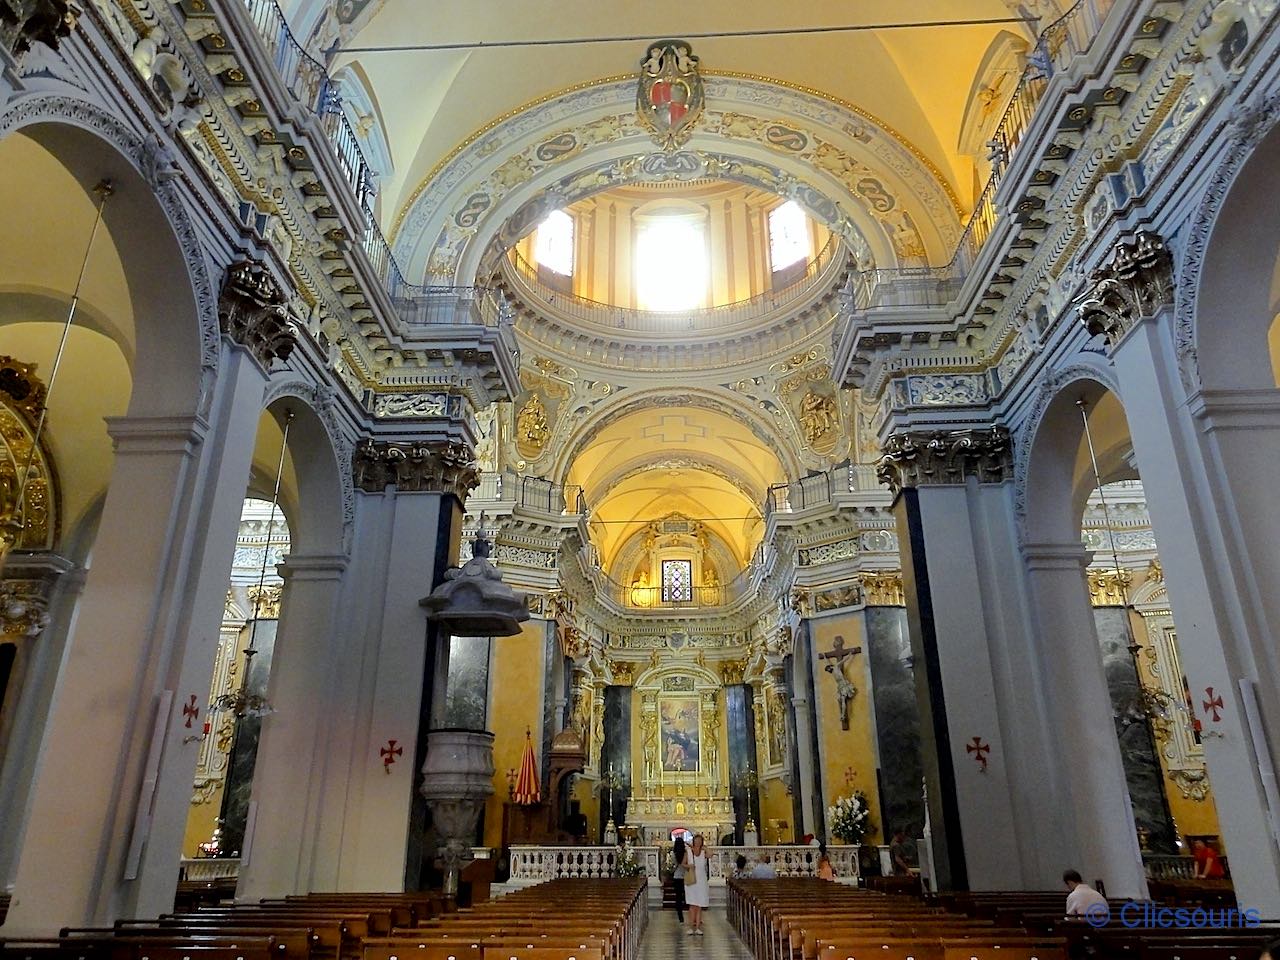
top-left (235, 554), bottom-right (348, 899)
top-left (881, 429), bottom-right (1098, 891)
top-left (4, 259), bottom-right (293, 933)
top-left (1022, 542), bottom-right (1148, 897)
top-left (0, 552), bottom-right (79, 889)
top-left (790, 693), bottom-right (817, 836)
top-left (1081, 230), bottom-right (1280, 912)
top-left (302, 440), bottom-right (472, 893)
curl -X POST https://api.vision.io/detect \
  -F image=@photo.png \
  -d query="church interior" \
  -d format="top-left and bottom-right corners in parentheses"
top-left (2, 0), bottom-right (1280, 956)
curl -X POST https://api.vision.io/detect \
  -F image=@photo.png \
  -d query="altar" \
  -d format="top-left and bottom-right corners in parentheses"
top-left (626, 794), bottom-right (736, 844)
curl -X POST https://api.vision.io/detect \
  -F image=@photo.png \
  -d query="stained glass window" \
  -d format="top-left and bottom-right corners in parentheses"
top-left (661, 558), bottom-right (693, 603)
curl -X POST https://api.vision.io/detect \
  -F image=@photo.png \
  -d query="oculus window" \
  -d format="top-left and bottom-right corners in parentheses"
top-left (661, 558), bottom-right (693, 603)
top-left (636, 215), bottom-right (707, 311)
top-left (534, 209), bottom-right (574, 277)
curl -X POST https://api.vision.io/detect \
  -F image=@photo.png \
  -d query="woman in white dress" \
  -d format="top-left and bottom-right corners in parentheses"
top-left (684, 833), bottom-right (711, 935)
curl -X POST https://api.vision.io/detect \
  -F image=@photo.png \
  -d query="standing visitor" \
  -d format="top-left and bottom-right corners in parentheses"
top-left (685, 834), bottom-right (711, 935)
top-left (671, 836), bottom-right (689, 924)
top-left (1192, 839), bottom-right (1226, 880)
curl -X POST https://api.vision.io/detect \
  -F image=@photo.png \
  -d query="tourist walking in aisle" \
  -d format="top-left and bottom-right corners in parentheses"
top-left (671, 836), bottom-right (689, 924)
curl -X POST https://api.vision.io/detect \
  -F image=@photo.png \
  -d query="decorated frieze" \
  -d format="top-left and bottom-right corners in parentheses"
top-left (876, 426), bottom-right (1013, 495)
top-left (1075, 230), bottom-right (1175, 351)
top-left (797, 538), bottom-right (859, 567)
top-left (372, 393), bottom-right (456, 419)
top-left (351, 438), bottom-right (478, 498)
top-left (217, 260), bottom-right (296, 370)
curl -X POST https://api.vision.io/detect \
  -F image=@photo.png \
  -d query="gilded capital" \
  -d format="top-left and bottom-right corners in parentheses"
top-left (1075, 230), bottom-right (1175, 351)
top-left (1, 1), bottom-right (77, 58)
top-left (351, 438), bottom-right (479, 498)
top-left (876, 425), bottom-right (1013, 495)
top-left (218, 260), bottom-right (296, 370)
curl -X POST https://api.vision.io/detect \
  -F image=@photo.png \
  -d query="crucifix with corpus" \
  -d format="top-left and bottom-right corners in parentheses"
top-left (819, 634), bottom-right (863, 731)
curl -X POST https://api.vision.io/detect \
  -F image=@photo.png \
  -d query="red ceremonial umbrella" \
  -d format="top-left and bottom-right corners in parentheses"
top-left (513, 728), bottom-right (541, 805)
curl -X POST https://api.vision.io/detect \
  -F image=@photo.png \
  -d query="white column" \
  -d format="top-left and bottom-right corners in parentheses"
top-left (1111, 312), bottom-right (1280, 913)
top-left (4, 337), bottom-right (270, 933)
top-left (306, 486), bottom-right (459, 892)
top-left (235, 553), bottom-right (347, 899)
top-left (790, 694), bottom-right (817, 835)
top-left (1022, 542), bottom-right (1148, 898)
top-left (899, 483), bottom-right (1035, 890)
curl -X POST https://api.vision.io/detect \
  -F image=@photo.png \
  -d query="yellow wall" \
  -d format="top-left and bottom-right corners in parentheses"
top-left (482, 619), bottom-right (549, 849)
top-left (808, 610), bottom-right (883, 844)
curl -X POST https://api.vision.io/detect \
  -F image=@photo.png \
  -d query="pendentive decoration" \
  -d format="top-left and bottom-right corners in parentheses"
top-left (876, 426), bottom-right (1013, 496)
top-left (351, 438), bottom-right (479, 499)
top-left (217, 260), bottom-right (296, 370)
top-left (1075, 230), bottom-right (1175, 351)
top-left (637, 40), bottom-right (704, 151)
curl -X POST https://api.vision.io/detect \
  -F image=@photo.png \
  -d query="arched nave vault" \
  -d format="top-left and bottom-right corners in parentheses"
top-left (389, 73), bottom-right (964, 286)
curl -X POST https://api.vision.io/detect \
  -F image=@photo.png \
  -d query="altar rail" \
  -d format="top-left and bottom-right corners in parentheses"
top-left (507, 845), bottom-right (860, 885)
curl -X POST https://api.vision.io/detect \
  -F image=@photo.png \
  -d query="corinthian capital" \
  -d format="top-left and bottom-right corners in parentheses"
top-left (352, 438), bottom-right (479, 499)
top-left (218, 260), bottom-right (296, 369)
top-left (1075, 230), bottom-right (1175, 351)
top-left (876, 425), bottom-right (1013, 495)
top-left (1, 1), bottom-right (77, 58)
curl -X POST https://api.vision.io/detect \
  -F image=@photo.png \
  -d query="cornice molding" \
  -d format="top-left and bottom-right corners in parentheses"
top-left (351, 438), bottom-right (479, 498)
top-left (876, 426), bottom-right (1013, 495)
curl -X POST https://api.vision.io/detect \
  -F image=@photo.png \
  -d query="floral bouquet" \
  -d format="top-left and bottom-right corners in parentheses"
top-left (827, 791), bottom-right (872, 845)
top-left (614, 840), bottom-right (646, 878)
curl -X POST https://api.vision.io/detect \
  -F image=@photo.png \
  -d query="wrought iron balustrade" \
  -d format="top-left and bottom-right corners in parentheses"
top-left (850, 0), bottom-right (1114, 311)
top-left (237, 0), bottom-right (493, 325)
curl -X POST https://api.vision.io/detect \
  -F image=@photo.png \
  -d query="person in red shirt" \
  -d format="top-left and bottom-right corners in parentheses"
top-left (1192, 839), bottom-right (1225, 879)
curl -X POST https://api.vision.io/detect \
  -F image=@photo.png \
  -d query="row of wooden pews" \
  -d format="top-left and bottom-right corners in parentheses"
top-left (360, 878), bottom-right (646, 960)
top-left (728, 879), bottom-right (1069, 960)
top-left (943, 890), bottom-right (1280, 960)
top-left (0, 880), bottom-right (644, 960)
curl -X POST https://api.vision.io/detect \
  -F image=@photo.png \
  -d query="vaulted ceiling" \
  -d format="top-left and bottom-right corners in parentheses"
top-left (297, 1), bottom-right (1042, 233)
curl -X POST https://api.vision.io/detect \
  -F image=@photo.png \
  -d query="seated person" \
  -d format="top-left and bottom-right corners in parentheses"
top-left (889, 827), bottom-right (917, 876)
top-left (1063, 868), bottom-right (1107, 916)
top-left (749, 854), bottom-right (778, 879)
top-left (733, 854), bottom-right (750, 878)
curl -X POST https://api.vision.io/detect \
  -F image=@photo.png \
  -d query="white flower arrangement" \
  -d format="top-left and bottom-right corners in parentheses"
top-left (614, 840), bottom-right (646, 877)
top-left (827, 790), bottom-right (872, 845)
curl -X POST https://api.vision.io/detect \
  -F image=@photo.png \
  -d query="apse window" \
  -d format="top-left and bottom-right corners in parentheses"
top-left (636, 215), bottom-right (707, 311)
top-left (768, 200), bottom-right (810, 285)
top-left (534, 209), bottom-right (574, 278)
top-left (661, 559), bottom-right (693, 603)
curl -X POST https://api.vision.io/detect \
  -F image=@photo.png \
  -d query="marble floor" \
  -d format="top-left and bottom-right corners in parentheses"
top-left (639, 907), bottom-right (752, 960)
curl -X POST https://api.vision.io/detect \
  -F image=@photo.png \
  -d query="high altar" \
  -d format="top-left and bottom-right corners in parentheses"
top-left (615, 654), bottom-right (737, 842)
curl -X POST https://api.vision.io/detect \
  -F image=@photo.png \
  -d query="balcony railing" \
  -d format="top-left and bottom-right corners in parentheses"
top-left (505, 232), bottom-right (844, 333)
top-left (765, 462), bottom-right (881, 516)
top-left (850, 0), bottom-right (1114, 310)
top-left (468, 472), bottom-right (590, 515)
top-left (603, 568), bottom-right (751, 610)
top-left (239, 0), bottom-right (496, 323)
